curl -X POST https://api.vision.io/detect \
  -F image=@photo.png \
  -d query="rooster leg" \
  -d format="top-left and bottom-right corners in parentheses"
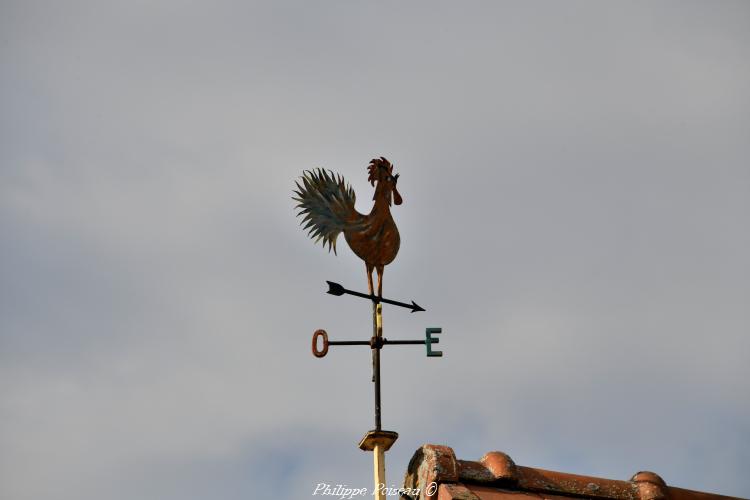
top-left (366, 263), bottom-right (374, 296)
top-left (376, 265), bottom-right (384, 298)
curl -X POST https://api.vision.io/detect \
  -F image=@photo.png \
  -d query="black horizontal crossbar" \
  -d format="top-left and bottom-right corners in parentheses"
top-left (312, 328), bottom-right (442, 358)
top-left (329, 338), bottom-right (425, 346)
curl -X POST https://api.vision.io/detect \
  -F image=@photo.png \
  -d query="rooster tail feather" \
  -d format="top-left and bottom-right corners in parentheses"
top-left (293, 168), bottom-right (357, 254)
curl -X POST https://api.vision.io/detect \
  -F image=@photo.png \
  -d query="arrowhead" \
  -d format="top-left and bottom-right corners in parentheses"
top-left (326, 281), bottom-right (345, 296)
top-left (410, 301), bottom-right (425, 313)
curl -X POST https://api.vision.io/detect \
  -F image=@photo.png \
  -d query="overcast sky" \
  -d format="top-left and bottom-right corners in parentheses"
top-left (2, 1), bottom-right (749, 499)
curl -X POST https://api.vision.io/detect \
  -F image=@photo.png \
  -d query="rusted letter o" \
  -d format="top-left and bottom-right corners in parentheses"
top-left (312, 329), bottom-right (329, 358)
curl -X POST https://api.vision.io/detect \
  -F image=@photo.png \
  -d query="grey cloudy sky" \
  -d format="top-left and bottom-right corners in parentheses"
top-left (1, 1), bottom-right (749, 499)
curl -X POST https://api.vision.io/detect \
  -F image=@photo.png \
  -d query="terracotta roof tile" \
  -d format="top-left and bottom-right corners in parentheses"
top-left (402, 445), bottom-right (746, 500)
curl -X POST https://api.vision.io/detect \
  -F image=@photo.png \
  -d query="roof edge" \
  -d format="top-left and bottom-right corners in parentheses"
top-left (401, 444), bottom-right (747, 500)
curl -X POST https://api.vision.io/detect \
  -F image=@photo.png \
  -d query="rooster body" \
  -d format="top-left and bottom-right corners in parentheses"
top-left (294, 157), bottom-right (402, 297)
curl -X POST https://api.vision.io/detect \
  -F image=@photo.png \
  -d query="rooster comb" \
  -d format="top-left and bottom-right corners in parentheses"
top-left (367, 157), bottom-right (393, 186)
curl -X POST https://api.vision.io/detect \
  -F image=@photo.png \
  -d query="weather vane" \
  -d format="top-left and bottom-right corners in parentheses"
top-left (294, 157), bottom-right (443, 500)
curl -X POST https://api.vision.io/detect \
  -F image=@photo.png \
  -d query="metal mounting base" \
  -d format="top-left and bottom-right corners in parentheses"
top-left (358, 430), bottom-right (399, 452)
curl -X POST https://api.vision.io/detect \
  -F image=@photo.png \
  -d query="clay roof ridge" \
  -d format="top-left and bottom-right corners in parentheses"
top-left (402, 445), bottom-right (747, 500)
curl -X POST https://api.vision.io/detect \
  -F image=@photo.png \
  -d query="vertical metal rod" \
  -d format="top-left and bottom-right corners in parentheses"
top-left (373, 444), bottom-right (386, 500)
top-left (373, 302), bottom-right (382, 431)
top-left (373, 301), bottom-right (385, 497)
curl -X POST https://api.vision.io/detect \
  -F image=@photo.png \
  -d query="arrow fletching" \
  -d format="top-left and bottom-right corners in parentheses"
top-left (326, 281), bottom-right (346, 296)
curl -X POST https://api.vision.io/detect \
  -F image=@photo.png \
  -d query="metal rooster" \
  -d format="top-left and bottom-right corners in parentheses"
top-left (293, 157), bottom-right (402, 298)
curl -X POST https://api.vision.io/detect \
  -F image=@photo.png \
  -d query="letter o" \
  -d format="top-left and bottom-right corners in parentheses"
top-left (312, 329), bottom-right (329, 358)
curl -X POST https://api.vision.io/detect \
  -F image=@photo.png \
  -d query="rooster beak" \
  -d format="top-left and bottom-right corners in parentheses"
top-left (393, 186), bottom-right (402, 205)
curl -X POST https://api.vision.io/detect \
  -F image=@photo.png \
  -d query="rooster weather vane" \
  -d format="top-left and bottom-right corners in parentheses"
top-left (294, 157), bottom-right (443, 500)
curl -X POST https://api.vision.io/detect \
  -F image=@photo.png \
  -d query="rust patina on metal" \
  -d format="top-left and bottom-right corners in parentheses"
top-left (402, 445), bottom-right (746, 500)
top-left (294, 157), bottom-right (402, 298)
top-left (298, 158), bottom-right (443, 500)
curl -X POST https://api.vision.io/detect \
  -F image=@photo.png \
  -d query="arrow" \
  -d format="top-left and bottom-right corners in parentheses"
top-left (326, 281), bottom-right (425, 313)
